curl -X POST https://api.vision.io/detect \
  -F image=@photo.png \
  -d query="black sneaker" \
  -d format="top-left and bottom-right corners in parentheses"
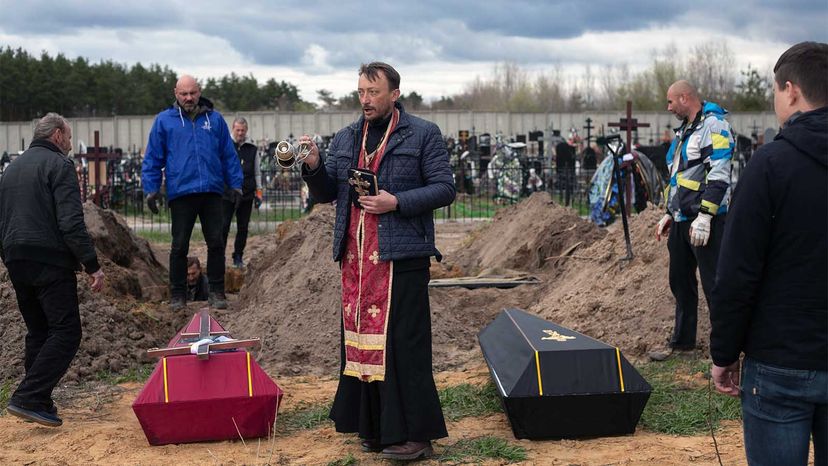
top-left (169, 295), bottom-right (186, 311)
top-left (7, 403), bottom-right (63, 427)
top-left (208, 291), bottom-right (227, 309)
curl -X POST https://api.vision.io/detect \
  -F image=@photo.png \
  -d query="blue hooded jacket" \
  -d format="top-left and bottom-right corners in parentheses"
top-left (141, 97), bottom-right (242, 201)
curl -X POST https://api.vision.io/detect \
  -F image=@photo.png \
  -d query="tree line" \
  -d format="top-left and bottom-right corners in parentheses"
top-left (1, 40), bottom-right (772, 122)
top-left (0, 47), bottom-right (312, 121)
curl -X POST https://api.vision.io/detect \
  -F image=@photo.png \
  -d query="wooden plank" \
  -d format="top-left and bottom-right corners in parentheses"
top-left (180, 330), bottom-right (231, 337)
top-left (146, 338), bottom-right (261, 358)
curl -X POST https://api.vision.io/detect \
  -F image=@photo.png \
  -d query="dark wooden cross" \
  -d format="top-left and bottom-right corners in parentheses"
top-left (74, 130), bottom-right (119, 206)
top-left (749, 120), bottom-right (761, 138)
top-left (583, 117), bottom-right (594, 143)
top-left (608, 101), bottom-right (650, 212)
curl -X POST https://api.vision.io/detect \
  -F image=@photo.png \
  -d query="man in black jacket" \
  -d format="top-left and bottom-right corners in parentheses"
top-left (221, 117), bottom-right (262, 268)
top-left (710, 42), bottom-right (827, 465)
top-left (0, 113), bottom-right (105, 427)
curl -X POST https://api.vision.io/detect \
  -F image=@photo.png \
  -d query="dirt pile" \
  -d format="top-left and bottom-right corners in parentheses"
top-left (230, 196), bottom-right (612, 376)
top-left (0, 203), bottom-right (181, 384)
top-left (232, 205), bottom-right (342, 376)
top-left (82, 203), bottom-right (168, 301)
top-left (449, 192), bottom-right (605, 275)
top-left (529, 206), bottom-right (703, 360)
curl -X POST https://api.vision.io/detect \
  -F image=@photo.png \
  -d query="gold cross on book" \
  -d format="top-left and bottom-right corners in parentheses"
top-left (348, 174), bottom-right (372, 196)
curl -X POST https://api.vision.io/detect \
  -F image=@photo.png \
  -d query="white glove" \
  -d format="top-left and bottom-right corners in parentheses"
top-left (655, 214), bottom-right (672, 241)
top-left (690, 213), bottom-right (713, 247)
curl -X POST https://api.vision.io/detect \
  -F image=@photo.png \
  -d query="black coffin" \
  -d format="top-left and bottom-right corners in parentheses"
top-left (478, 308), bottom-right (651, 439)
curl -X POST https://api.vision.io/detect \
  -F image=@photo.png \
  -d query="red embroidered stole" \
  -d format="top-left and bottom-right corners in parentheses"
top-left (341, 109), bottom-right (400, 382)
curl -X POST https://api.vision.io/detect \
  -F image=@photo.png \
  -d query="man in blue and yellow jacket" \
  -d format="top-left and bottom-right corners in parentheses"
top-left (141, 75), bottom-right (243, 311)
top-left (651, 80), bottom-right (733, 359)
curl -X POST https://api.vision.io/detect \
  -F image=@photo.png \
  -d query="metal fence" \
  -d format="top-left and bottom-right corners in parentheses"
top-left (70, 150), bottom-right (598, 237)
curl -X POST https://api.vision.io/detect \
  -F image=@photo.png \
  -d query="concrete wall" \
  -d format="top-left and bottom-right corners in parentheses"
top-left (0, 110), bottom-right (778, 154)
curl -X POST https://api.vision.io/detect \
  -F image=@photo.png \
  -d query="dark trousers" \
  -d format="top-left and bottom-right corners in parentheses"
top-left (330, 259), bottom-right (448, 445)
top-left (667, 214), bottom-right (726, 348)
top-left (221, 198), bottom-right (254, 259)
top-left (6, 260), bottom-right (80, 412)
top-left (169, 193), bottom-right (225, 298)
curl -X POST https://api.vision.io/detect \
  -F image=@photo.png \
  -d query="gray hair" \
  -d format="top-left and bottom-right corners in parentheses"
top-left (232, 117), bottom-right (248, 128)
top-left (33, 112), bottom-right (69, 140)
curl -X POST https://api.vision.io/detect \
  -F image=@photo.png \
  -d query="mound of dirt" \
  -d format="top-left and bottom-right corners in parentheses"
top-left (83, 203), bottom-right (168, 301)
top-left (0, 203), bottom-right (181, 384)
top-left (449, 192), bottom-right (606, 275)
top-left (231, 196), bottom-right (616, 377)
top-left (529, 206), bottom-right (703, 360)
top-left (231, 205), bottom-right (341, 376)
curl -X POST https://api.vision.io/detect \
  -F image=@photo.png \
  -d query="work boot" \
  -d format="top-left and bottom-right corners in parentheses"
top-left (209, 291), bottom-right (228, 309)
top-left (381, 441), bottom-right (433, 460)
top-left (169, 295), bottom-right (186, 311)
top-left (232, 253), bottom-right (244, 268)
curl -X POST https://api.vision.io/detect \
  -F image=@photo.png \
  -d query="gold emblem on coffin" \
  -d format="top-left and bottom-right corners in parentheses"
top-left (542, 330), bottom-right (576, 342)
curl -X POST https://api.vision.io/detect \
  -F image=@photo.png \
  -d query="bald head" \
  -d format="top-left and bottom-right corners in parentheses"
top-left (174, 75), bottom-right (201, 113)
top-left (667, 80), bottom-right (702, 122)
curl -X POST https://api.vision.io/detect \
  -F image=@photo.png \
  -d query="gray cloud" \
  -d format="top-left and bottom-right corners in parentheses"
top-left (0, 0), bottom-right (825, 70)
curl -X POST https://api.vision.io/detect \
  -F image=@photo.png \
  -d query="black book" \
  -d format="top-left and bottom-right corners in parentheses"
top-left (347, 168), bottom-right (378, 208)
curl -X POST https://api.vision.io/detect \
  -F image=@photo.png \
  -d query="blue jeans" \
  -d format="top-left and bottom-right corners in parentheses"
top-left (741, 357), bottom-right (827, 466)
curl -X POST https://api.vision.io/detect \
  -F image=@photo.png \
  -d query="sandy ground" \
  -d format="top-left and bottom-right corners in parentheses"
top-left (0, 365), bottom-right (749, 465)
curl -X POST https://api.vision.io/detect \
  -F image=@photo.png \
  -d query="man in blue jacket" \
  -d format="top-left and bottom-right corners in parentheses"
top-left (301, 62), bottom-right (454, 461)
top-left (141, 75), bottom-right (243, 310)
top-left (711, 41), bottom-right (827, 466)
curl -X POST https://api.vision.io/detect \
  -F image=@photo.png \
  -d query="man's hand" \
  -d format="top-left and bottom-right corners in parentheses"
top-left (146, 192), bottom-right (160, 214)
top-left (690, 212), bottom-right (713, 247)
top-left (655, 213), bottom-right (672, 241)
top-left (712, 361), bottom-right (741, 397)
top-left (88, 269), bottom-right (105, 293)
top-left (254, 189), bottom-right (263, 209)
top-left (230, 188), bottom-right (243, 209)
top-left (359, 190), bottom-right (398, 215)
top-left (298, 134), bottom-right (320, 169)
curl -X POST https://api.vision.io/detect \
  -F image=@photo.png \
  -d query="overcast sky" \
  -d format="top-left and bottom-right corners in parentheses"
top-left (1, 0), bottom-right (826, 104)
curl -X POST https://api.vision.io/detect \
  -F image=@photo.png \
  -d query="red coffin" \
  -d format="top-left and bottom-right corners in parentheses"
top-left (132, 312), bottom-right (283, 445)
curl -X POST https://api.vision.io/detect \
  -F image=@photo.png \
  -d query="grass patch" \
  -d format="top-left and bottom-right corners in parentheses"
top-left (638, 357), bottom-right (741, 435)
top-left (326, 453), bottom-right (357, 466)
top-left (439, 382), bottom-right (502, 422)
top-left (95, 364), bottom-right (156, 385)
top-left (439, 436), bottom-right (526, 464)
top-left (276, 401), bottom-right (333, 433)
top-left (134, 229), bottom-right (204, 243)
top-left (0, 380), bottom-right (13, 413)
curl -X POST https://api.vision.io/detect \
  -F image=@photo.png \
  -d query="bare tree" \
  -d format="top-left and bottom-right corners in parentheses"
top-left (686, 41), bottom-right (736, 106)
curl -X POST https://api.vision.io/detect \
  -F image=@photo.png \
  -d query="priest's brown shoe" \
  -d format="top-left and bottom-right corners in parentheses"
top-left (360, 439), bottom-right (382, 453)
top-left (381, 441), bottom-right (433, 460)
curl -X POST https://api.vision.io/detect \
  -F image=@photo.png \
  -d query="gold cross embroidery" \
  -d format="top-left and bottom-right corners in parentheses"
top-left (542, 330), bottom-right (576, 342)
top-left (369, 250), bottom-right (379, 265)
top-left (346, 251), bottom-right (355, 264)
top-left (344, 303), bottom-right (352, 316)
top-left (348, 174), bottom-right (371, 196)
top-left (368, 305), bottom-right (380, 318)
